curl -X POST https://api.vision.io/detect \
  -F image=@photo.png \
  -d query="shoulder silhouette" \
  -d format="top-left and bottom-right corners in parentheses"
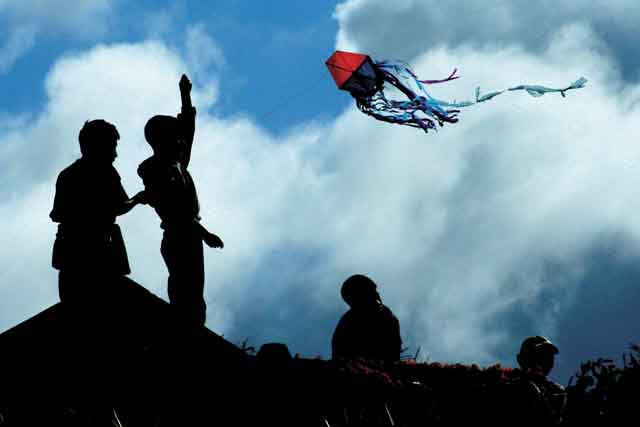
top-left (331, 274), bottom-right (402, 364)
top-left (509, 336), bottom-right (566, 426)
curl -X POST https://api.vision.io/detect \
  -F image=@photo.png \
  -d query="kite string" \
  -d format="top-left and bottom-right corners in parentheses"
top-left (257, 70), bottom-right (329, 124)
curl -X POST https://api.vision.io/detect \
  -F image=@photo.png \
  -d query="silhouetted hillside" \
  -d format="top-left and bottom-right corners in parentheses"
top-left (0, 277), bottom-right (248, 426)
top-left (0, 278), bottom-right (637, 426)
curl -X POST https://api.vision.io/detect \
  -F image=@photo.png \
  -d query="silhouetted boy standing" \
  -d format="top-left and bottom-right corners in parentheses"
top-left (138, 74), bottom-right (223, 326)
top-left (50, 119), bottom-right (146, 426)
top-left (51, 119), bottom-right (145, 304)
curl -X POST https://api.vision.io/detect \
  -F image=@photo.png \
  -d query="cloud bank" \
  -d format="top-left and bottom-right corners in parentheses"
top-left (335, 0), bottom-right (640, 81)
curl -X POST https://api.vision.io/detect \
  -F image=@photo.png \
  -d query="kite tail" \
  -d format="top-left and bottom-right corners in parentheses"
top-left (419, 68), bottom-right (460, 85)
top-left (434, 77), bottom-right (588, 106)
top-left (507, 77), bottom-right (588, 97)
top-left (362, 60), bottom-right (587, 132)
top-left (357, 100), bottom-right (437, 132)
top-left (362, 60), bottom-right (461, 132)
top-left (355, 91), bottom-right (460, 133)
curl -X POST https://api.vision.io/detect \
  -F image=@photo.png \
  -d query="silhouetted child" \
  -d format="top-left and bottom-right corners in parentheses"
top-left (50, 119), bottom-right (146, 304)
top-left (138, 74), bottom-right (223, 326)
top-left (509, 336), bottom-right (566, 426)
top-left (332, 274), bottom-right (402, 364)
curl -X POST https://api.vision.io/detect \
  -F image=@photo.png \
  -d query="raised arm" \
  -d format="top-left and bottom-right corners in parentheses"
top-left (178, 74), bottom-right (196, 168)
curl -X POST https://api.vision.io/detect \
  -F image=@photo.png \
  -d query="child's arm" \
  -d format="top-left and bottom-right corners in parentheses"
top-left (114, 191), bottom-right (146, 216)
top-left (197, 222), bottom-right (224, 249)
top-left (178, 74), bottom-right (196, 168)
top-left (49, 173), bottom-right (68, 223)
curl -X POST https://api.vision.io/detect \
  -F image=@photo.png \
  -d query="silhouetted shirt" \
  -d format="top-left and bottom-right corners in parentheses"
top-left (137, 158), bottom-right (200, 228)
top-left (51, 159), bottom-right (127, 228)
top-left (331, 304), bottom-right (402, 363)
top-left (137, 106), bottom-right (200, 230)
top-left (509, 369), bottom-right (566, 426)
top-left (50, 159), bottom-right (128, 270)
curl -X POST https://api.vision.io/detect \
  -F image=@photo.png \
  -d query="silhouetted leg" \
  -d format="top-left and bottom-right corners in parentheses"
top-left (58, 269), bottom-right (84, 305)
top-left (58, 268), bottom-right (123, 423)
top-left (161, 227), bottom-right (206, 326)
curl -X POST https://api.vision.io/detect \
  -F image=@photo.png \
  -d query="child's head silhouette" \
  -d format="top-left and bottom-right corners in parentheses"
top-left (79, 119), bottom-right (119, 164)
top-left (144, 115), bottom-right (182, 161)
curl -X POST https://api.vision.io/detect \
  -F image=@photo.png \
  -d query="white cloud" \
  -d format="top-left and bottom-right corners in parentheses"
top-left (183, 24), bottom-right (222, 107)
top-left (334, 0), bottom-right (640, 79)
top-left (2, 7), bottom-right (640, 377)
top-left (186, 23), bottom-right (225, 72)
top-left (0, 24), bottom-right (36, 73)
top-left (0, 0), bottom-right (116, 73)
top-left (2, 0), bottom-right (115, 36)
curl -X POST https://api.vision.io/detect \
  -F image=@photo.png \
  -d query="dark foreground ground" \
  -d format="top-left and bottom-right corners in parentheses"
top-left (0, 278), bottom-right (637, 426)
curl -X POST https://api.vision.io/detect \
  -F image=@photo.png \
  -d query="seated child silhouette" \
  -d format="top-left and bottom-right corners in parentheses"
top-left (331, 274), bottom-right (402, 364)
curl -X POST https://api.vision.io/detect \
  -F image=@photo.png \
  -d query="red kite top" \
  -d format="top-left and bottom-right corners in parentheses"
top-left (325, 50), bottom-right (370, 89)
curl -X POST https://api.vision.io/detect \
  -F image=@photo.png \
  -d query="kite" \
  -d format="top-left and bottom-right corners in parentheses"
top-left (325, 50), bottom-right (587, 133)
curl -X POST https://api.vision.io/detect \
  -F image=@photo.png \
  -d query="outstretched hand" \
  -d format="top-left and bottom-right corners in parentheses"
top-left (203, 232), bottom-right (224, 249)
top-left (179, 74), bottom-right (192, 94)
top-left (133, 190), bottom-right (148, 205)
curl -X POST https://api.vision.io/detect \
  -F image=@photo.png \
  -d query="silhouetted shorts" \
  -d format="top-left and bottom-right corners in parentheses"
top-left (160, 225), bottom-right (206, 325)
top-left (58, 268), bottom-right (112, 305)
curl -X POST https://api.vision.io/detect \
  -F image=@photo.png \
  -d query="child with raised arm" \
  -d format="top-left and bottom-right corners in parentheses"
top-left (138, 74), bottom-right (223, 326)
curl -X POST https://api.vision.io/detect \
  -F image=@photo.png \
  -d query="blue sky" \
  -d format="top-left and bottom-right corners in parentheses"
top-left (0, 1), bottom-right (346, 132)
top-left (2, 0), bottom-right (640, 385)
